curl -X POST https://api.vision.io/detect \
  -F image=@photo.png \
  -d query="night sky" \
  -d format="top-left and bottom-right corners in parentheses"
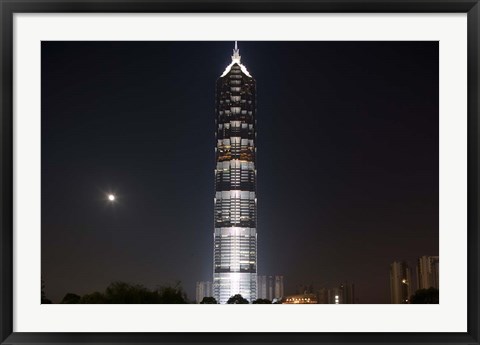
top-left (41, 41), bottom-right (439, 303)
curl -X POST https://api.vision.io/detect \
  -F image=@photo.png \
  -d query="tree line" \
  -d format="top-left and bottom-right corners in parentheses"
top-left (201, 294), bottom-right (279, 304)
top-left (51, 282), bottom-right (276, 304)
top-left (43, 280), bottom-right (439, 304)
top-left (55, 281), bottom-right (189, 304)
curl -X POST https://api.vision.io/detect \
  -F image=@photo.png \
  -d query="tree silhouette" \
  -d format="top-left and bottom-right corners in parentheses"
top-left (80, 291), bottom-right (107, 304)
top-left (61, 293), bottom-right (81, 304)
top-left (252, 298), bottom-right (272, 304)
top-left (227, 294), bottom-right (249, 304)
top-left (41, 278), bottom-right (52, 304)
top-left (105, 282), bottom-right (156, 303)
top-left (410, 288), bottom-right (439, 304)
top-left (58, 281), bottom-right (190, 304)
top-left (155, 282), bottom-right (188, 304)
top-left (200, 296), bottom-right (218, 304)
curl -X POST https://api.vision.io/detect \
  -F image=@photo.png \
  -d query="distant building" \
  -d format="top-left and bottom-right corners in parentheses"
top-left (327, 287), bottom-right (343, 304)
top-left (258, 275), bottom-right (267, 300)
top-left (274, 276), bottom-right (284, 300)
top-left (339, 281), bottom-right (355, 304)
top-left (390, 261), bottom-right (412, 304)
top-left (316, 288), bottom-right (329, 304)
top-left (316, 282), bottom-right (355, 304)
top-left (196, 281), bottom-right (213, 303)
top-left (257, 275), bottom-right (284, 301)
top-left (283, 293), bottom-right (317, 304)
top-left (416, 256), bottom-right (439, 290)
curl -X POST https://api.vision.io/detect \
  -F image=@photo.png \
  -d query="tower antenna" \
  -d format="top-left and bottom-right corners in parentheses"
top-left (232, 41), bottom-right (241, 63)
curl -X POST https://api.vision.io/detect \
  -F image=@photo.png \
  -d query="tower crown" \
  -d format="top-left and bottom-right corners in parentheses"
top-left (220, 41), bottom-right (252, 78)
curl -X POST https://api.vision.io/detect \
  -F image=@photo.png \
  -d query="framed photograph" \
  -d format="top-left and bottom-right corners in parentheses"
top-left (1, 1), bottom-right (479, 344)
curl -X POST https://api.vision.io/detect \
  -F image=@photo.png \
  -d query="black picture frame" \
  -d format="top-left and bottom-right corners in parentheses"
top-left (1, 1), bottom-right (479, 344)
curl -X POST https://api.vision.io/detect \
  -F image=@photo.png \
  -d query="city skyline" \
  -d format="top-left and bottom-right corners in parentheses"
top-left (41, 41), bottom-right (439, 303)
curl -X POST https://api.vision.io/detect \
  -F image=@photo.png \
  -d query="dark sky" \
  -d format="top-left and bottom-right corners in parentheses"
top-left (41, 41), bottom-right (439, 303)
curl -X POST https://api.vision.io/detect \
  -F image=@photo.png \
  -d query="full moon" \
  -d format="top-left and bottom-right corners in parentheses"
top-left (108, 194), bottom-right (115, 201)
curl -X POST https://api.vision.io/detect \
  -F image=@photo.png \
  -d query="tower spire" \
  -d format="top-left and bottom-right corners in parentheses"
top-left (232, 41), bottom-right (241, 63)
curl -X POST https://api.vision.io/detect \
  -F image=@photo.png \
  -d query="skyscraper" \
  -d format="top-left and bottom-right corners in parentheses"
top-left (390, 261), bottom-right (412, 304)
top-left (213, 42), bottom-right (257, 304)
top-left (416, 255), bottom-right (439, 290)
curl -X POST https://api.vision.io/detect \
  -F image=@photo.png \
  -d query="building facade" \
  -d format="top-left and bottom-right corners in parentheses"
top-left (390, 261), bottom-right (412, 304)
top-left (195, 281), bottom-right (213, 303)
top-left (416, 255), bottom-right (439, 290)
top-left (257, 275), bottom-right (284, 301)
top-left (213, 42), bottom-right (257, 304)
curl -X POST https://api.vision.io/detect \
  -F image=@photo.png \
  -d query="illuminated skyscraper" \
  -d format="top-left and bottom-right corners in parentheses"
top-left (213, 42), bottom-right (257, 304)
